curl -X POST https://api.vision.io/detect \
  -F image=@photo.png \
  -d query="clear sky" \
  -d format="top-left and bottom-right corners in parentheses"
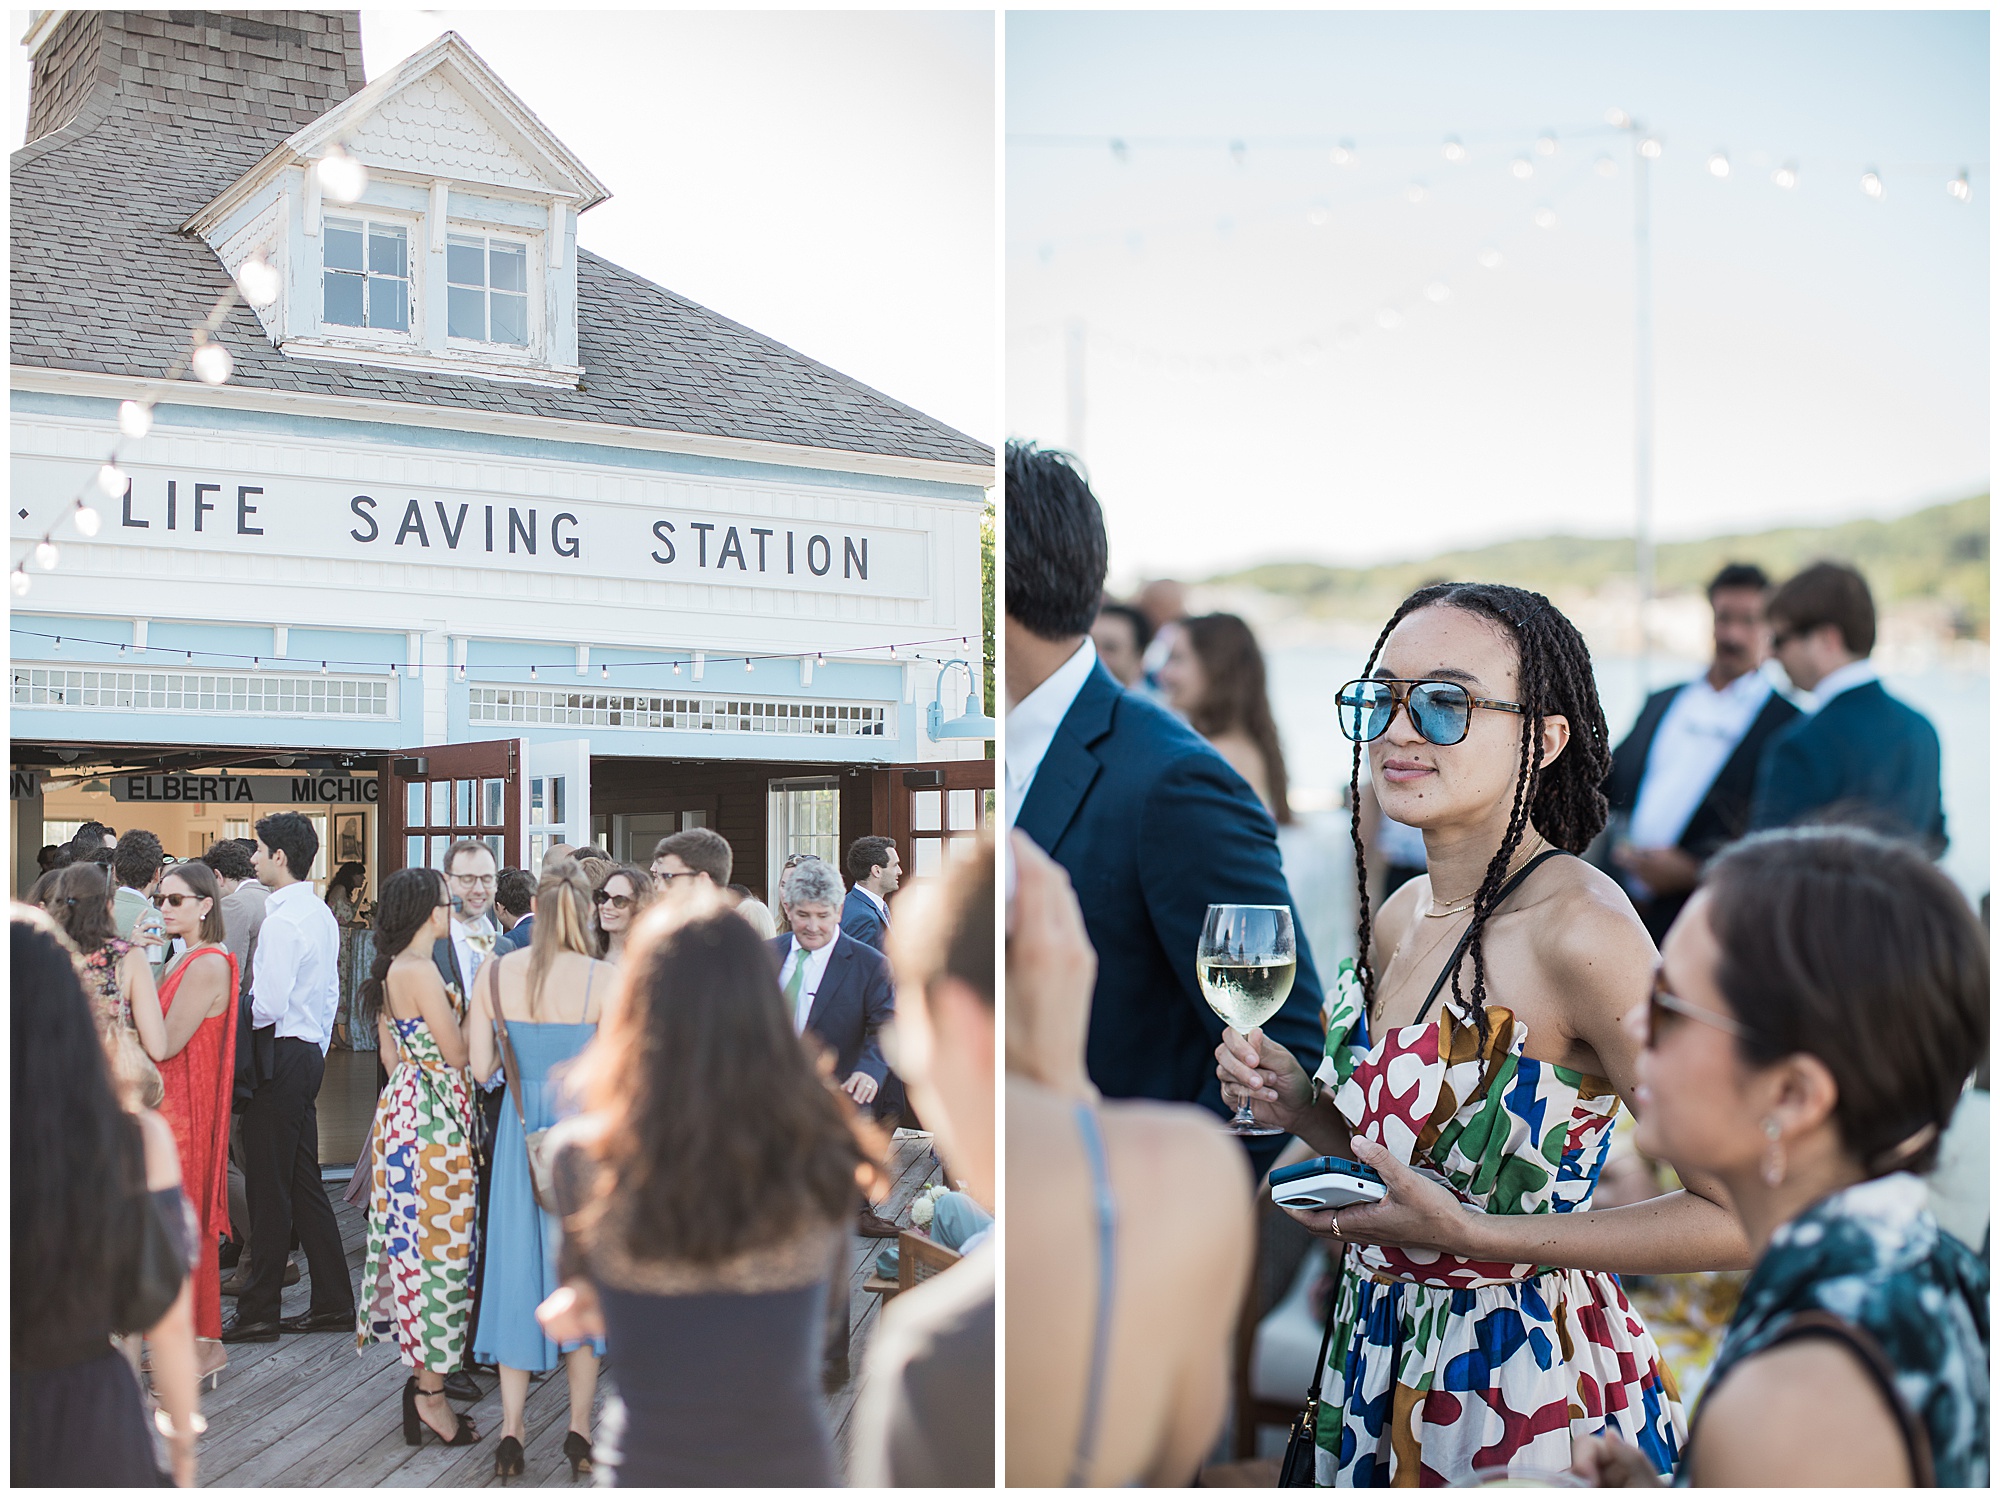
top-left (11, 10), bottom-right (996, 449)
top-left (1009, 11), bottom-right (1989, 581)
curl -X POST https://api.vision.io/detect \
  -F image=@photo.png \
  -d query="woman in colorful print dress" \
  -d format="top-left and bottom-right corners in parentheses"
top-left (1218, 584), bottom-right (1752, 1485)
top-left (1572, 827), bottom-right (1987, 1488)
top-left (356, 867), bottom-right (481, 1449)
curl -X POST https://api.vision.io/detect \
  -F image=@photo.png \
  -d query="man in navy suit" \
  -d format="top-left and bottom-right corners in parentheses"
top-left (1005, 442), bottom-right (1324, 1171)
top-left (768, 856), bottom-right (900, 1234)
top-left (1604, 564), bottom-right (1801, 945)
top-left (1751, 561), bottom-right (1946, 854)
top-left (841, 835), bottom-right (899, 951)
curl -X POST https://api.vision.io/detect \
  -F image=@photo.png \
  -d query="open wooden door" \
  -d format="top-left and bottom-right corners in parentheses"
top-left (382, 738), bottom-right (524, 876)
top-left (879, 759), bottom-right (995, 882)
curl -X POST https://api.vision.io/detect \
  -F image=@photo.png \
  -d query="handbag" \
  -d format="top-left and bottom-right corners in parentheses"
top-left (1279, 1243), bottom-right (1346, 1487)
top-left (110, 1136), bottom-right (190, 1336)
top-left (490, 954), bottom-right (560, 1214)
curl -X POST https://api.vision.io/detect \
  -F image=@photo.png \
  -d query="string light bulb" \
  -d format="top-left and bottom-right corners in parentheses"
top-left (1331, 139), bottom-right (1355, 167)
top-left (1861, 169), bottom-right (1884, 199)
top-left (1595, 154), bottom-right (1619, 178)
top-left (1425, 282), bottom-right (1451, 304)
top-left (745, 658), bottom-right (755, 673)
top-left (1534, 206), bottom-right (1559, 230)
top-left (35, 540), bottom-right (59, 571)
top-left (815, 652), bottom-right (826, 667)
top-left (1639, 137), bottom-right (1662, 160)
top-left (1511, 156), bottom-right (1534, 180)
top-left (323, 660), bottom-right (331, 674)
top-left (74, 502), bottom-right (103, 537)
top-left (1478, 246), bottom-right (1503, 270)
top-left (315, 145), bottom-right (368, 205)
top-left (1375, 307), bottom-right (1402, 331)
top-left (1605, 107), bottom-right (1631, 128)
top-left (96, 463), bottom-right (127, 498)
top-left (672, 660), bottom-right (681, 675)
top-left (1948, 170), bottom-right (1971, 202)
top-left (454, 663), bottom-right (463, 681)
top-left (190, 336), bottom-right (232, 386)
top-left (1536, 131), bottom-right (1559, 158)
top-left (9, 568), bottom-right (28, 597)
top-left (1405, 181), bottom-right (1427, 204)
top-left (1442, 136), bottom-right (1466, 163)
top-left (118, 400), bottom-right (153, 439)
top-left (1772, 163), bottom-right (1799, 190)
top-left (529, 664), bottom-right (539, 682)
top-left (600, 663), bottom-right (609, 679)
top-left (1707, 151), bottom-right (1730, 178)
top-left (235, 254), bottom-right (281, 309)
top-left (54, 636), bottom-right (63, 652)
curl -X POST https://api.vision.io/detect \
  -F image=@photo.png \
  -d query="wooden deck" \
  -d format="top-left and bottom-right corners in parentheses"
top-left (193, 1132), bottom-right (943, 1487)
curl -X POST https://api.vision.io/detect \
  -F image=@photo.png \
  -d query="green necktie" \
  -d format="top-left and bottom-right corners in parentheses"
top-left (784, 953), bottom-right (809, 1020)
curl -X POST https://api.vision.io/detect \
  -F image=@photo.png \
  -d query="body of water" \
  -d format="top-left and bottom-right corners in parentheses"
top-left (1268, 645), bottom-right (1989, 908)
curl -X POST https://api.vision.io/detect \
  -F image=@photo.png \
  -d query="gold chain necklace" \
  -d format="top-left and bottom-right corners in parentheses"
top-left (1420, 833), bottom-right (1551, 918)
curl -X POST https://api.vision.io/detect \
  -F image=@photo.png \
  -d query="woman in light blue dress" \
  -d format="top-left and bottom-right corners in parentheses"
top-left (467, 864), bottom-right (612, 1482)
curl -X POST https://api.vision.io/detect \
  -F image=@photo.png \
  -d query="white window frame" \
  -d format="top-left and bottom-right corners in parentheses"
top-left (444, 227), bottom-right (541, 356)
top-left (318, 211), bottom-right (421, 345)
top-left (767, 775), bottom-right (841, 897)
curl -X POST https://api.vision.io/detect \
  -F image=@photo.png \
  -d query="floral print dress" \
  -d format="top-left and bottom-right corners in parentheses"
top-left (1310, 959), bottom-right (1686, 1485)
top-left (357, 1004), bottom-right (478, 1373)
top-left (1679, 1172), bottom-right (1987, 1487)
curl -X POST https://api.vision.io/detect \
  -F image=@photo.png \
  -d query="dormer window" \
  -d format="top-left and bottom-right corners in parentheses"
top-left (323, 216), bottom-right (412, 334)
top-left (447, 233), bottom-right (530, 347)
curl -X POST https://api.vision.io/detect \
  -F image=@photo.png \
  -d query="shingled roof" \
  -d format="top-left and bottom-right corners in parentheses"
top-left (11, 10), bottom-right (992, 471)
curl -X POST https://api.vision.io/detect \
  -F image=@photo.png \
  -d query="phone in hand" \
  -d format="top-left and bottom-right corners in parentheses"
top-left (1269, 1155), bottom-right (1389, 1212)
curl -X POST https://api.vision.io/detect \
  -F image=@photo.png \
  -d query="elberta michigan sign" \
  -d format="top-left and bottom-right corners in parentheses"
top-left (11, 455), bottom-right (930, 598)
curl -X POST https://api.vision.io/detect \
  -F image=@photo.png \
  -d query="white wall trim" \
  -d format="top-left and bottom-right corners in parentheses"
top-left (11, 366), bottom-right (994, 490)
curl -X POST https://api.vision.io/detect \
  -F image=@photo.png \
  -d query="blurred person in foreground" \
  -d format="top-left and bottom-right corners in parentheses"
top-left (1091, 598), bottom-right (1153, 689)
top-left (1159, 611), bottom-right (1294, 825)
top-left (468, 863), bottom-right (613, 1479)
top-left (1007, 832), bottom-right (1252, 1484)
top-left (1750, 561), bottom-right (1945, 852)
top-left (1005, 441), bottom-right (1323, 1169)
top-left (13, 907), bottom-right (201, 1486)
top-left (1217, 582), bottom-right (1748, 1483)
top-left (1606, 563), bottom-right (1800, 946)
top-left (535, 890), bottom-right (872, 1485)
top-left (848, 831), bottom-right (996, 1485)
top-left (1572, 827), bottom-right (1987, 1487)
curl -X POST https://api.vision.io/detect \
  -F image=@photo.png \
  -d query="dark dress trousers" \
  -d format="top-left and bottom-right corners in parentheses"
top-left (765, 932), bottom-right (895, 1089)
top-left (840, 888), bottom-right (889, 953)
top-left (1014, 661), bottom-right (1325, 1169)
top-left (1749, 678), bottom-right (1947, 854)
top-left (1605, 680), bottom-right (1802, 944)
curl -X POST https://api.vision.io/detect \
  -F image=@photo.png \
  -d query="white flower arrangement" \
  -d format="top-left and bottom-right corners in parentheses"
top-left (909, 1182), bottom-right (951, 1230)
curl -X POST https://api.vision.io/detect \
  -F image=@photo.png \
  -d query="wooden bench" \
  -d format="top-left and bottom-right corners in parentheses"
top-left (862, 1227), bottom-right (961, 1304)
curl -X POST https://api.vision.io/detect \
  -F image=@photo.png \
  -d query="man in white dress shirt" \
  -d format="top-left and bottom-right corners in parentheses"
top-left (1604, 564), bottom-right (1801, 943)
top-left (224, 812), bottom-right (352, 1341)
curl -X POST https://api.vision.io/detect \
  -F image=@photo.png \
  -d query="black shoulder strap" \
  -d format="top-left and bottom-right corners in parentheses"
top-left (1413, 848), bottom-right (1570, 1026)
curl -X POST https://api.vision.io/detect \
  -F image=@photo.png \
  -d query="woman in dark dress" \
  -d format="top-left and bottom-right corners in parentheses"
top-left (12, 907), bottom-right (200, 1486)
top-left (536, 889), bottom-right (872, 1486)
top-left (1573, 827), bottom-right (1988, 1487)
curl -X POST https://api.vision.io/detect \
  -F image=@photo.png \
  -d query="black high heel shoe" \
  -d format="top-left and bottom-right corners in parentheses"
top-left (563, 1430), bottom-right (594, 1479)
top-left (494, 1434), bottom-right (525, 1480)
top-left (402, 1376), bottom-right (481, 1447)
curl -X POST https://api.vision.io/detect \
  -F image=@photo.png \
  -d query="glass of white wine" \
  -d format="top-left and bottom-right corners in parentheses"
top-left (1197, 904), bottom-right (1297, 1136)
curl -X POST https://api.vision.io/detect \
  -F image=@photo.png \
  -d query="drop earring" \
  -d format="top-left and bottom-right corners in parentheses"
top-left (1761, 1118), bottom-right (1786, 1188)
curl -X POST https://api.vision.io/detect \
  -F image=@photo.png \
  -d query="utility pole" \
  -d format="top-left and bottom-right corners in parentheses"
top-left (1629, 120), bottom-right (1656, 694)
top-left (1064, 316), bottom-right (1087, 459)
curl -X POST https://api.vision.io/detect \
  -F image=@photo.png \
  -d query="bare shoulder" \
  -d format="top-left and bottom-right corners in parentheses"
top-left (1693, 1337), bottom-right (1913, 1486)
top-left (1102, 1100), bottom-right (1253, 1220)
top-left (1529, 856), bottom-right (1655, 991)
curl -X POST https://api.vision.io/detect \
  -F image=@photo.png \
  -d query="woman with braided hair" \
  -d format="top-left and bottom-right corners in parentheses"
top-left (1217, 582), bottom-right (1749, 1485)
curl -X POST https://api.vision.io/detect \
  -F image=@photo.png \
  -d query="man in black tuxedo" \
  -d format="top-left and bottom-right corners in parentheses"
top-left (1005, 441), bottom-right (1323, 1174)
top-left (767, 856), bottom-right (899, 1236)
top-left (1751, 561), bottom-right (1946, 854)
top-left (1604, 563), bottom-right (1802, 945)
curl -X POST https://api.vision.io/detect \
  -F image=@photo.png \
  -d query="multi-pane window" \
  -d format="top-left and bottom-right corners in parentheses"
top-left (447, 234), bottom-right (529, 346)
top-left (323, 218), bottom-right (410, 332)
top-left (769, 776), bottom-right (840, 874)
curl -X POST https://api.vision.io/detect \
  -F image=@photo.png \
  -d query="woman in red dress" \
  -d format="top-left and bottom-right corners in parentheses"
top-left (137, 859), bottom-right (239, 1384)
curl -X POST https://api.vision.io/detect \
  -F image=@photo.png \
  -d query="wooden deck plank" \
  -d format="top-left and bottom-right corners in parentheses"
top-left (195, 1133), bottom-right (941, 1486)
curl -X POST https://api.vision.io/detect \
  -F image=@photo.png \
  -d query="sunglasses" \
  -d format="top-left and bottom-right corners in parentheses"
top-left (1336, 678), bottom-right (1524, 747)
top-left (1645, 967), bottom-right (1753, 1048)
top-left (593, 890), bottom-right (635, 910)
top-left (158, 893), bottom-right (206, 909)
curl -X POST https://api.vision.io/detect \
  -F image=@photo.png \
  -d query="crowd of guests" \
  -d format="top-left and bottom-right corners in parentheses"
top-left (1004, 438), bottom-right (1987, 1487)
top-left (13, 805), bottom-right (995, 1485)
